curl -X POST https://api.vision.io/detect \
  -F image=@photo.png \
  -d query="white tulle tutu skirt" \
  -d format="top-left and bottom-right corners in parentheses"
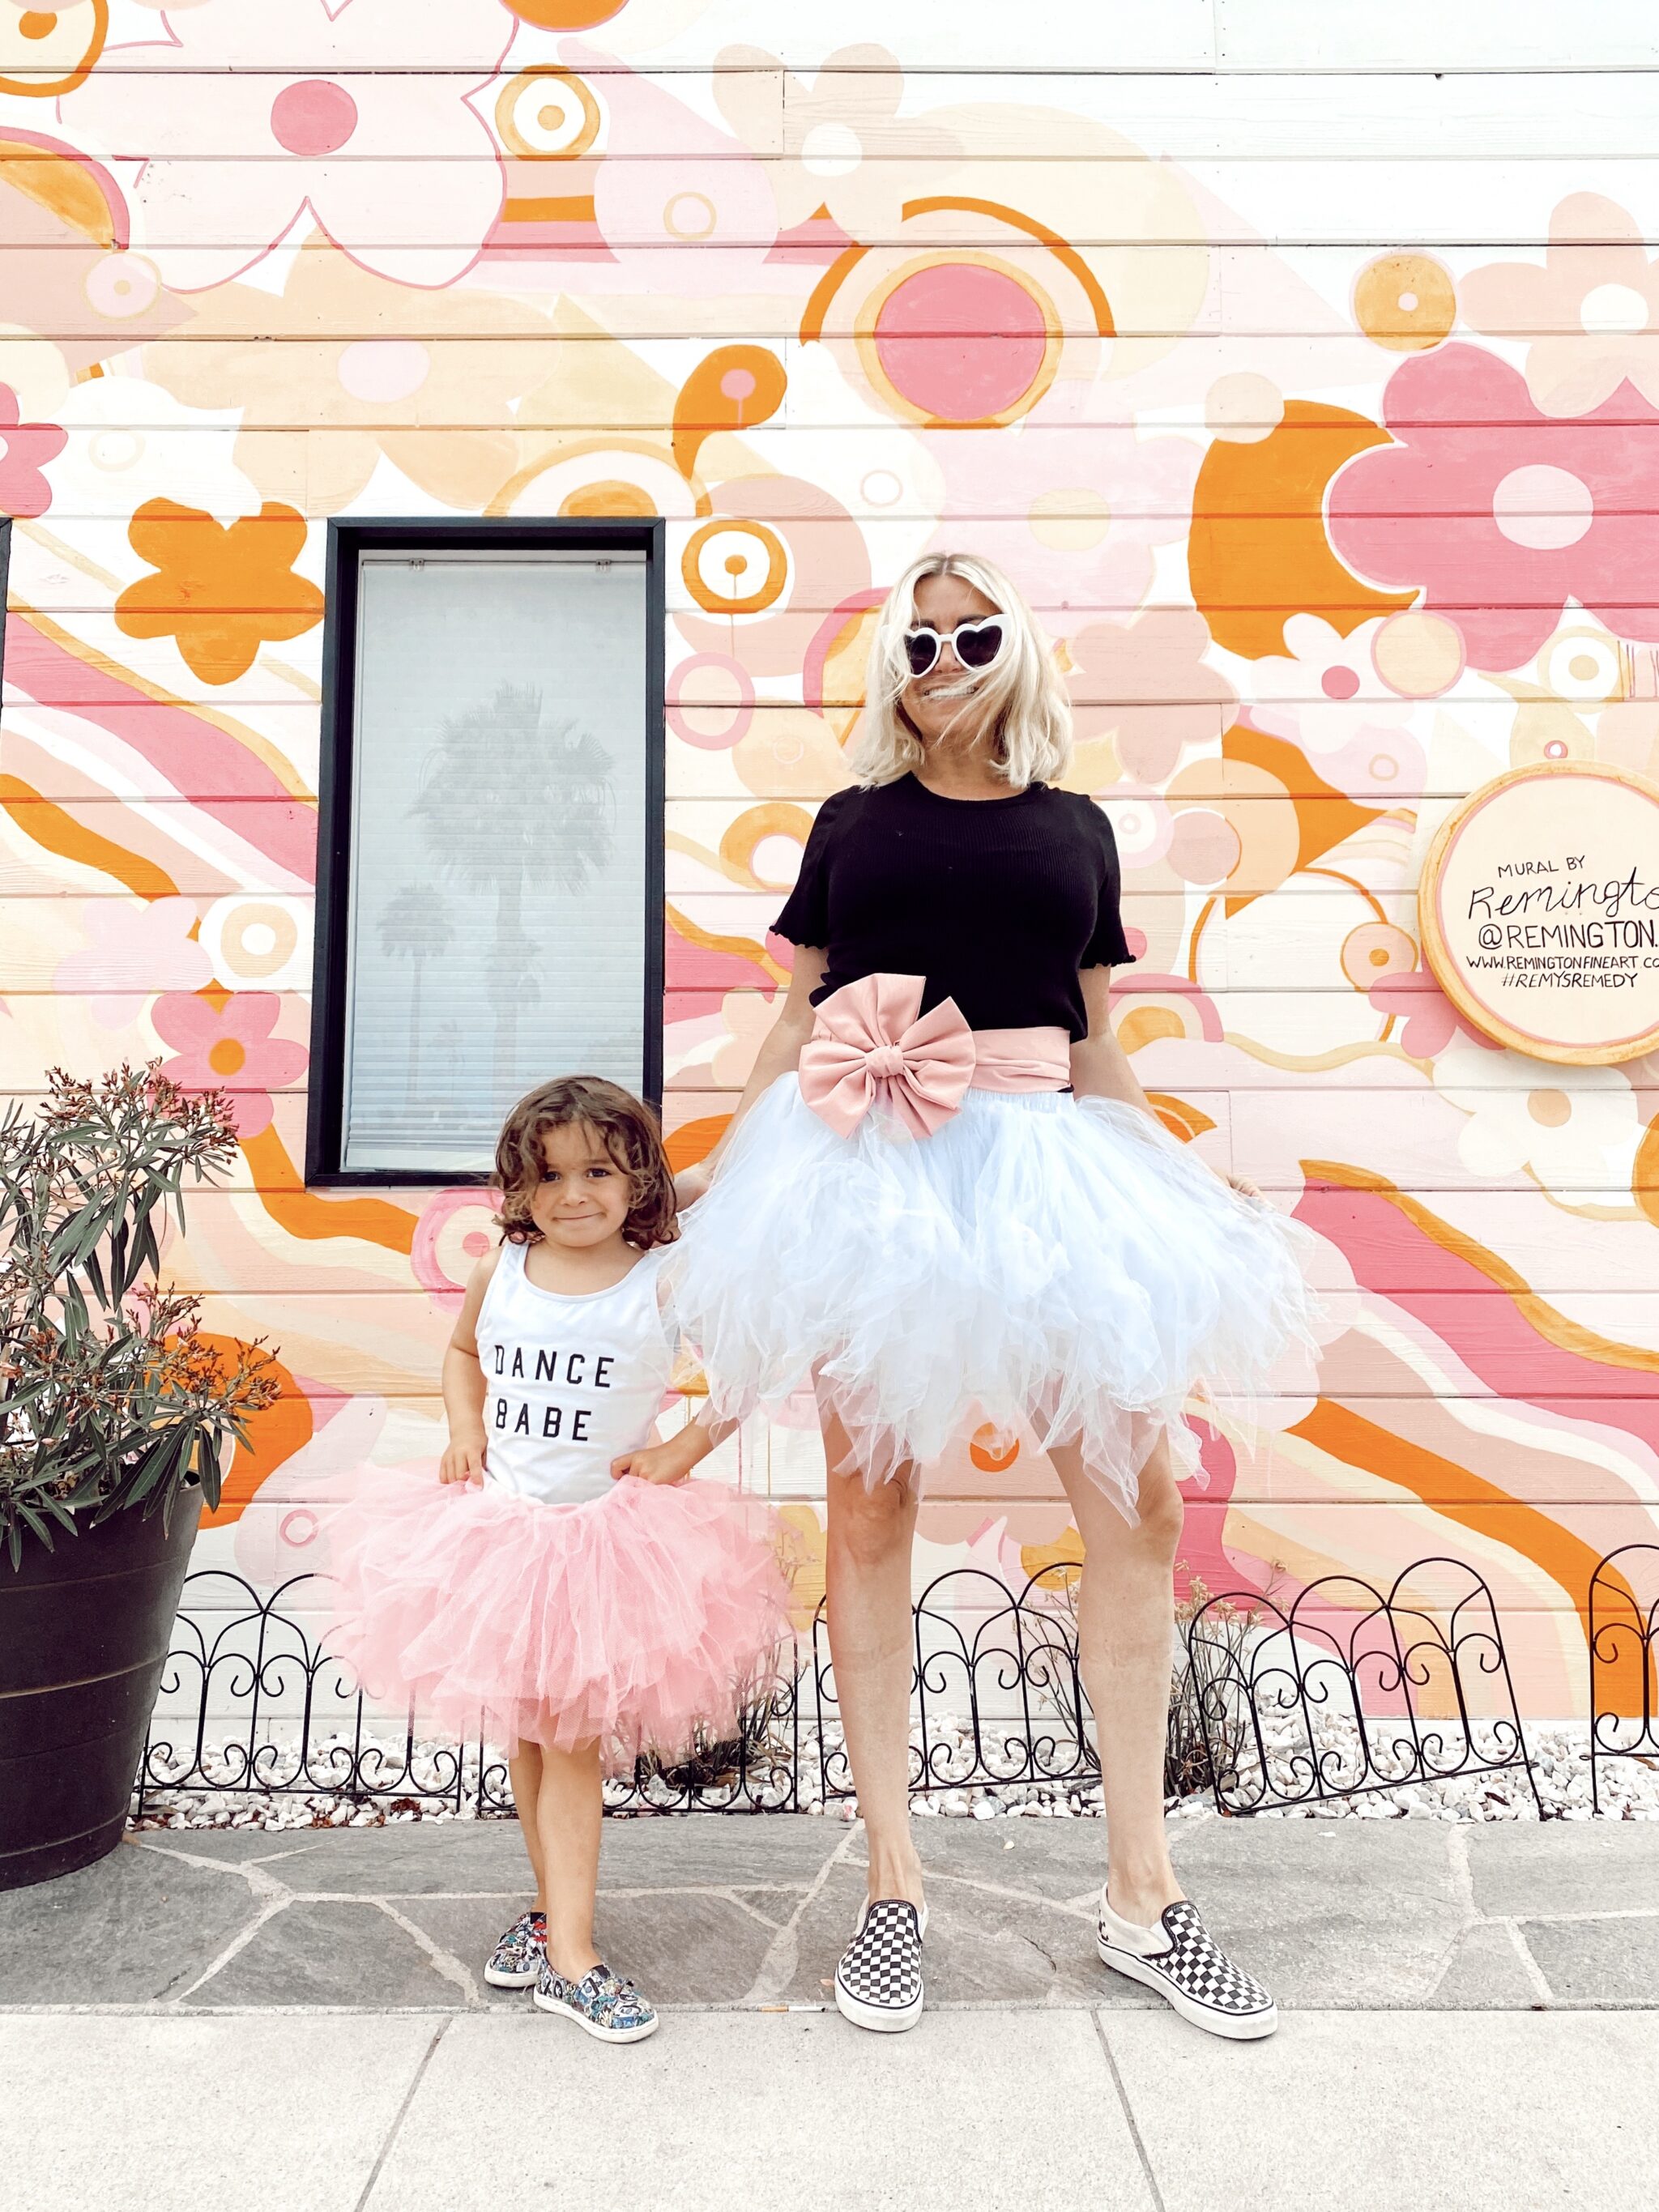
top-left (666, 1076), bottom-right (1320, 1517)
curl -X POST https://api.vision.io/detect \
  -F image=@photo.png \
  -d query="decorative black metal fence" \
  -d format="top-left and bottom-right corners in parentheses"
top-left (1588, 1544), bottom-right (1659, 1813)
top-left (1186, 1559), bottom-right (1541, 1815)
top-left (811, 1564), bottom-right (1098, 1804)
top-left (138, 1549), bottom-right (1622, 1822)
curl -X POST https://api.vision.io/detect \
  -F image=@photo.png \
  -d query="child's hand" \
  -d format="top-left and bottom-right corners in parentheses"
top-left (611, 1434), bottom-right (702, 1486)
top-left (440, 1434), bottom-right (487, 1485)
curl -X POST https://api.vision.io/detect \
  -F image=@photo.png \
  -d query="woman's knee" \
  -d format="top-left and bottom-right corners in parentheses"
top-left (828, 1473), bottom-right (916, 1572)
top-left (1129, 1461), bottom-right (1186, 1566)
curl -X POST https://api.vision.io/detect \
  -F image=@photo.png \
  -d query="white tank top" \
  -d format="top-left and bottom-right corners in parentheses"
top-left (476, 1243), bottom-right (676, 1507)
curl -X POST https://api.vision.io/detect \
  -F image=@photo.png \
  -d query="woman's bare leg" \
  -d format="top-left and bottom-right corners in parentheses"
top-left (1047, 1426), bottom-right (1186, 1927)
top-left (821, 1405), bottom-right (924, 1907)
top-left (507, 1743), bottom-right (548, 1907)
top-left (535, 1739), bottom-right (605, 1980)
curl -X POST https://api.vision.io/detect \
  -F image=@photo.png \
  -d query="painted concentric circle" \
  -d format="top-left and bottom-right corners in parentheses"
top-left (496, 66), bottom-right (601, 160)
top-left (681, 519), bottom-right (789, 616)
top-left (855, 254), bottom-right (1061, 428)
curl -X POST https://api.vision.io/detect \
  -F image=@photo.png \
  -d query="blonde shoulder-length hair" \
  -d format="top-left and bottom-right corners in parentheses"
top-left (847, 552), bottom-right (1073, 790)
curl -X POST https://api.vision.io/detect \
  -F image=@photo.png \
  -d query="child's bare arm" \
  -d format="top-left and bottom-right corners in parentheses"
top-left (610, 1404), bottom-right (731, 1487)
top-left (439, 1251), bottom-right (500, 1484)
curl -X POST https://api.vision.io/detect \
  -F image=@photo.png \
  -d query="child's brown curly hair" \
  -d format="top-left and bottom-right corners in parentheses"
top-left (493, 1076), bottom-right (678, 1251)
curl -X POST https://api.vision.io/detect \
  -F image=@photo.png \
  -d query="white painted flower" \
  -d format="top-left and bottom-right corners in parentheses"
top-left (1437, 1044), bottom-right (1642, 1185)
top-left (69, 0), bottom-right (512, 290)
top-left (1251, 616), bottom-right (1416, 746)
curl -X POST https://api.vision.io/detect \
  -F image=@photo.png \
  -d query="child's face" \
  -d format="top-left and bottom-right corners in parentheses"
top-left (528, 1122), bottom-right (632, 1249)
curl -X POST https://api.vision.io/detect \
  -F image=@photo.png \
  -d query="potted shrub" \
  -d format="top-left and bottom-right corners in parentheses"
top-left (1, 1064), bottom-right (278, 1888)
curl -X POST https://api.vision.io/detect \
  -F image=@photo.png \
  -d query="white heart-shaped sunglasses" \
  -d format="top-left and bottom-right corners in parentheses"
top-left (903, 615), bottom-right (1008, 679)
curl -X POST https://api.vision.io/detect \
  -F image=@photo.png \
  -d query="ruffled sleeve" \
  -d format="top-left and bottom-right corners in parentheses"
top-left (771, 786), bottom-right (854, 950)
top-left (1079, 800), bottom-right (1133, 970)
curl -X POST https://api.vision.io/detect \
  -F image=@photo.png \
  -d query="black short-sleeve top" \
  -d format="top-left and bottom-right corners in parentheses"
top-left (770, 774), bottom-right (1134, 1042)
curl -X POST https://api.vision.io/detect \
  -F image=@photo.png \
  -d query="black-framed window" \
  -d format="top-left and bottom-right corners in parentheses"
top-left (307, 520), bottom-right (665, 1186)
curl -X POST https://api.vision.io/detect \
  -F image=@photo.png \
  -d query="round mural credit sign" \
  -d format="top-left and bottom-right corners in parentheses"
top-left (1419, 761), bottom-right (1659, 1064)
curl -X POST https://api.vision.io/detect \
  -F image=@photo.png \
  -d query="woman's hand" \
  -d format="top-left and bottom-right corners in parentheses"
top-left (1226, 1172), bottom-right (1263, 1204)
top-left (440, 1433), bottom-right (487, 1485)
top-left (611, 1430), bottom-right (704, 1486)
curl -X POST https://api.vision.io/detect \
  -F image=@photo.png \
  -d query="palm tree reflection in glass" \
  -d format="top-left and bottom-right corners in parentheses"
top-left (407, 681), bottom-right (616, 1103)
top-left (377, 887), bottom-right (454, 1111)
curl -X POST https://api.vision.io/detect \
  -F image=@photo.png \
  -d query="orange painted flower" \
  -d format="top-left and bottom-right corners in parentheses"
top-left (116, 498), bottom-right (322, 684)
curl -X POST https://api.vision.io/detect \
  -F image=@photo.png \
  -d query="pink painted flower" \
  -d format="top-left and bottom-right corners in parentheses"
top-left (1463, 194), bottom-right (1659, 418)
top-left (152, 990), bottom-right (309, 1136)
top-left (1068, 609), bottom-right (1238, 783)
top-left (55, 897), bottom-right (211, 1029)
top-left (0, 384), bottom-right (66, 518)
top-left (1328, 343), bottom-right (1659, 672)
top-left (526, 40), bottom-right (788, 300)
top-left (72, 0), bottom-right (512, 290)
top-left (1368, 963), bottom-right (1498, 1059)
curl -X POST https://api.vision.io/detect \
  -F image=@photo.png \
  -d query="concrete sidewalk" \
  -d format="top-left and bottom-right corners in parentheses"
top-left (2, 1813), bottom-right (1656, 2210)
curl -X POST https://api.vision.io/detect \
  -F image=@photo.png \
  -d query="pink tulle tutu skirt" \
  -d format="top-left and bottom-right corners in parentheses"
top-left (325, 1470), bottom-right (795, 1771)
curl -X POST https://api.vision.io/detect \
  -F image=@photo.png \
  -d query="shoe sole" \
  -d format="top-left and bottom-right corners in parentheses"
top-left (1095, 1936), bottom-right (1278, 2041)
top-left (531, 1986), bottom-right (659, 2043)
top-left (834, 1976), bottom-right (923, 2034)
top-left (483, 1963), bottom-right (541, 1988)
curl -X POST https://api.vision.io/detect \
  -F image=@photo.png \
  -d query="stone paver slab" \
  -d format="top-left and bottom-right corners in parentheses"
top-left (0, 2014), bottom-right (436, 2212)
top-left (0, 1839), bottom-right (256, 2005)
top-left (224, 1820), bottom-right (536, 1897)
top-left (1521, 1914), bottom-right (1659, 2005)
top-left (1465, 1822), bottom-right (1659, 1917)
top-left (1105, 2010), bottom-right (1659, 2210)
top-left (1426, 1920), bottom-right (1546, 2010)
top-left (1165, 1817), bottom-right (1465, 2005)
top-left (184, 1899), bottom-right (464, 2010)
top-left (597, 1811), bottom-right (851, 1887)
top-left (372, 2010), bottom-right (1155, 2211)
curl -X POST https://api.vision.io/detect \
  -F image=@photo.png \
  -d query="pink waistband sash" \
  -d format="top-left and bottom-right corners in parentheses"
top-left (796, 973), bottom-right (1070, 1140)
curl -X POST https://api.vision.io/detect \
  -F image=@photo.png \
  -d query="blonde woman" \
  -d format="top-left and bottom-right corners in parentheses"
top-left (669, 554), bottom-right (1314, 2040)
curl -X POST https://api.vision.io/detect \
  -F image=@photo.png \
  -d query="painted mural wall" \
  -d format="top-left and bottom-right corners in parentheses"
top-left (4, 0), bottom-right (1659, 1715)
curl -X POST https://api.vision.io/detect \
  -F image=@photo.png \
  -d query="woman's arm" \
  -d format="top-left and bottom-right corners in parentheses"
top-left (1069, 966), bottom-right (1158, 1114)
top-left (438, 1251), bottom-right (499, 1483)
top-left (673, 948), bottom-right (827, 1207)
top-left (1070, 967), bottom-right (1260, 1198)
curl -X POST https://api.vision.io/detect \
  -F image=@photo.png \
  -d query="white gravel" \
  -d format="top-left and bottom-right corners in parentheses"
top-left (127, 1713), bottom-right (1659, 1830)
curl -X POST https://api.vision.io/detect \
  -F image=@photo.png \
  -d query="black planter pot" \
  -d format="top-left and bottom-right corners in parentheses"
top-left (0, 1494), bottom-right (200, 1890)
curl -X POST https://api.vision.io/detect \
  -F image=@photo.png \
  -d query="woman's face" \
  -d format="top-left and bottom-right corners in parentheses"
top-left (900, 569), bottom-right (1003, 749)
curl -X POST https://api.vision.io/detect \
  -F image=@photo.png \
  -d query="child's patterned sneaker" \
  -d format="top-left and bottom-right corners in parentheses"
top-left (533, 1959), bottom-right (659, 2044)
top-left (1096, 1894), bottom-right (1277, 2040)
top-left (834, 1897), bottom-right (928, 2033)
top-left (483, 1910), bottom-right (546, 1989)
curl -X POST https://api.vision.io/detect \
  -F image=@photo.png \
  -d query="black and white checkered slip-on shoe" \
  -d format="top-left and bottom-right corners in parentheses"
top-left (834, 1896), bottom-right (929, 2032)
top-left (483, 1909), bottom-right (546, 1989)
top-left (1096, 1895), bottom-right (1277, 2041)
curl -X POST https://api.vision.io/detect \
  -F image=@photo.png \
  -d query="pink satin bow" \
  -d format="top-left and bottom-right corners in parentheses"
top-left (797, 974), bottom-right (977, 1140)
